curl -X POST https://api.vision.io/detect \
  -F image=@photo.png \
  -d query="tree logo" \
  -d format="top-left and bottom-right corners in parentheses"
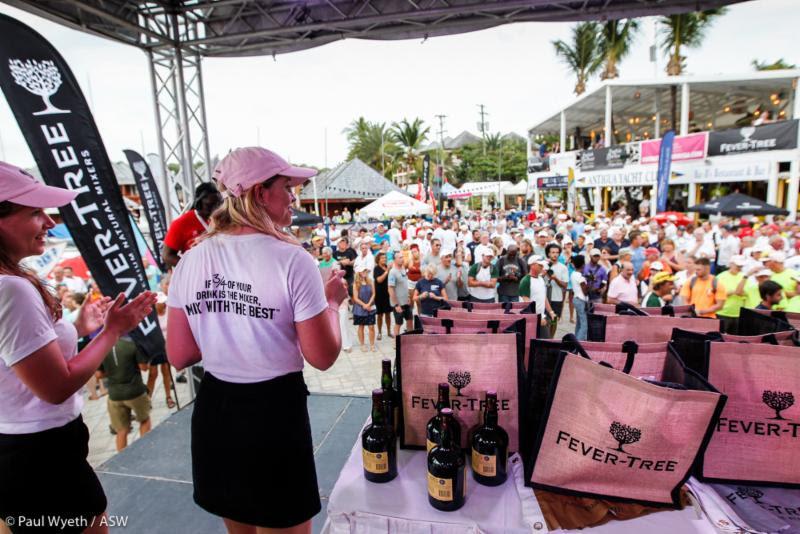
top-left (735, 487), bottom-right (764, 504)
top-left (132, 161), bottom-right (147, 178)
top-left (447, 369), bottom-right (471, 397)
top-left (762, 390), bottom-right (795, 420)
top-left (609, 421), bottom-right (641, 453)
top-left (9, 59), bottom-right (70, 115)
top-left (739, 127), bottom-right (756, 143)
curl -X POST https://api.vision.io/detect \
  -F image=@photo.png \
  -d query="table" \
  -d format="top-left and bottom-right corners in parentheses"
top-left (324, 432), bottom-right (723, 533)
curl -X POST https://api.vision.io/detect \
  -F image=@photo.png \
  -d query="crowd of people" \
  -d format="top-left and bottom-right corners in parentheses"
top-left (3, 144), bottom-right (800, 533)
top-left (301, 206), bottom-right (800, 342)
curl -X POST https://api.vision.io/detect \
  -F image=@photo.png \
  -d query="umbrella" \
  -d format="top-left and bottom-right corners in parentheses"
top-left (291, 208), bottom-right (323, 227)
top-left (687, 193), bottom-right (788, 216)
top-left (652, 211), bottom-right (693, 226)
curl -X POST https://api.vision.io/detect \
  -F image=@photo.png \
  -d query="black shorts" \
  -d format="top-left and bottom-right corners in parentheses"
top-left (0, 416), bottom-right (106, 533)
top-left (393, 304), bottom-right (413, 324)
top-left (149, 351), bottom-right (168, 365)
top-left (550, 300), bottom-right (564, 317)
top-left (192, 371), bottom-right (321, 528)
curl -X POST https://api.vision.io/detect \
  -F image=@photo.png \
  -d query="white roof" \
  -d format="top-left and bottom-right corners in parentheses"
top-left (459, 181), bottom-right (512, 195)
top-left (359, 190), bottom-right (433, 218)
top-left (528, 69), bottom-right (800, 139)
top-left (502, 180), bottom-right (528, 196)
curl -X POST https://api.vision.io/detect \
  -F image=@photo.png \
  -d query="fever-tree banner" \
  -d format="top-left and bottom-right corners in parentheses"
top-left (0, 14), bottom-right (165, 357)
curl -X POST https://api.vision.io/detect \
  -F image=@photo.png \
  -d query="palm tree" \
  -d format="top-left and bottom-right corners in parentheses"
top-left (659, 9), bottom-right (726, 129)
top-left (659, 9), bottom-right (726, 77)
top-left (343, 119), bottom-right (398, 177)
top-left (752, 58), bottom-right (796, 71)
top-left (552, 22), bottom-right (602, 95)
top-left (391, 118), bottom-right (430, 181)
top-left (598, 19), bottom-right (639, 80)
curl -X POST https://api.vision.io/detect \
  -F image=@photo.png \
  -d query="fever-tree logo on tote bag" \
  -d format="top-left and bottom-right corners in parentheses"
top-left (447, 369), bottom-right (471, 397)
top-left (609, 421), bottom-right (642, 453)
top-left (735, 487), bottom-right (765, 504)
top-left (762, 390), bottom-right (795, 420)
top-left (8, 59), bottom-right (70, 115)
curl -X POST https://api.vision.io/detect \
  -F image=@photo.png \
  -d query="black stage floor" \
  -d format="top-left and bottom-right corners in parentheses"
top-left (96, 394), bottom-right (370, 533)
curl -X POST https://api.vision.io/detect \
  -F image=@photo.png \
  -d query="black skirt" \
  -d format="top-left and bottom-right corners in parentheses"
top-left (0, 416), bottom-right (107, 533)
top-left (191, 371), bottom-right (321, 528)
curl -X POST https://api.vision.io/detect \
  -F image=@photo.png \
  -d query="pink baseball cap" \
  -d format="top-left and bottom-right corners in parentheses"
top-left (213, 147), bottom-right (317, 198)
top-left (0, 161), bottom-right (76, 208)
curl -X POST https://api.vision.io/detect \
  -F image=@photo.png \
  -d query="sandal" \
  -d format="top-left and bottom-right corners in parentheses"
top-left (166, 397), bottom-right (176, 409)
top-left (377, 333), bottom-right (382, 341)
top-left (360, 345), bottom-right (368, 352)
top-left (371, 346), bottom-right (378, 352)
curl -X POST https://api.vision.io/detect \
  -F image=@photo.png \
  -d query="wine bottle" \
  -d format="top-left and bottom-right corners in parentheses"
top-left (428, 408), bottom-right (467, 511)
top-left (471, 390), bottom-right (509, 486)
top-left (381, 358), bottom-right (397, 431)
top-left (362, 389), bottom-right (398, 483)
top-left (426, 383), bottom-right (462, 452)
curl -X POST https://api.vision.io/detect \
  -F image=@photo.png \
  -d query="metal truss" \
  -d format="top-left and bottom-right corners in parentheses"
top-left (2, 0), bottom-right (748, 211)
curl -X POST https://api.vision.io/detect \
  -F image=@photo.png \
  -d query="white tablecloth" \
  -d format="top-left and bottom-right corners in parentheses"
top-left (324, 432), bottom-right (724, 533)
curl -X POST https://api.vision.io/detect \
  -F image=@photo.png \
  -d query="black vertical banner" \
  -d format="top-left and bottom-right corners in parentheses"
top-left (124, 149), bottom-right (167, 272)
top-left (0, 15), bottom-right (164, 357)
top-left (422, 154), bottom-right (431, 203)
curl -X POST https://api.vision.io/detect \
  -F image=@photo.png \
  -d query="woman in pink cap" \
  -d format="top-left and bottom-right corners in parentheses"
top-left (0, 162), bottom-right (156, 533)
top-left (166, 147), bottom-right (348, 533)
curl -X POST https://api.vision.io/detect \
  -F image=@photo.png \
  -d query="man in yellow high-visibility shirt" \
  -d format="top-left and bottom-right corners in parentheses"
top-left (766, 251), bottom-right (800, 312)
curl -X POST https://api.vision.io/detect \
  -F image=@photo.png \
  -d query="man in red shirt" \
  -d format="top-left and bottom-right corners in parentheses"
top-left (162, 182), bottom-right (222, 268)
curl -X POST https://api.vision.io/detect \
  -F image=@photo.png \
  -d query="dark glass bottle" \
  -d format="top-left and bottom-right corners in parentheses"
top-left (381, 358), bottom-right (397, 431)
top-left (362, 389), bottom-right (398, 483)
top-left (428, 408), bottom-right (467, 511)
top-left (471, 390), bottom-right (509, 486)
top-left (426, 383), bottom-right (462, 452)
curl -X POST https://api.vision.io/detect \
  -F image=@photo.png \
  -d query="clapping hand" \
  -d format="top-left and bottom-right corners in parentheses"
top-left (103, 292), bottom-right (158, 337)
top-left (74, 295), bottom-right (113, 338)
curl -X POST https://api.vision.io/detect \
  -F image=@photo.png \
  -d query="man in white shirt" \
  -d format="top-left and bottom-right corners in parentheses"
top-left (687, 229), bottom-right (716, 261)
top-left (62, 267), bottom-right (88, 294)
top-left (439, 221), bottom-right (458, 252)
top-left (457, 224), bottom-right (473, 246)
top-left (716, 225), bottom-right (740, 272)
top-left (353, 241), bottom-right (375, 273)
top-left (472, 232), bottom-right (493, 265)
top-left (387, 221), bottom-right (403, 251)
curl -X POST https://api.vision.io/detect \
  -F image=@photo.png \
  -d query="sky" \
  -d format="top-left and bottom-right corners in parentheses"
top-left (0, 0), bottom-right (798, 171)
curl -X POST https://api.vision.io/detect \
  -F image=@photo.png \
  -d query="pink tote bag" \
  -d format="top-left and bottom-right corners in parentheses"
top-left (396, 332), bottom-right (524, 452)
top-left (528, 352), bottom-right (725, 506)
top-left (596, 315), bottom-right (719, 343)
top-left (700, 341), bottom-right (800, 487)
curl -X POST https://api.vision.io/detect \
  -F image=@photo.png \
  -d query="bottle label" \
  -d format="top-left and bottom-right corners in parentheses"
top-left (472, 450), bottom-right (497, 477)
top-left (362, 449), bottom-right (389, 474)
top-left (426, 439), bottom-right (435, 453)
top-left (427, 472), bottom-right (453, 502)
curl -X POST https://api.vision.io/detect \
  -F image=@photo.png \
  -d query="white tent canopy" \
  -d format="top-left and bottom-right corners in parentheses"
top-left (359, 191), bottom-right (433, 218)
top-left (502, 180), bottom-right (528, 196)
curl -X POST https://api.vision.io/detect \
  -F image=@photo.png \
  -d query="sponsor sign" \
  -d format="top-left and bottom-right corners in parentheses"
top-left (708, 120), bottom-right (798, 156)
top-left (642, 132), bottom-right (707, 164)
top-left (580, 145), bottom-right (629, 171)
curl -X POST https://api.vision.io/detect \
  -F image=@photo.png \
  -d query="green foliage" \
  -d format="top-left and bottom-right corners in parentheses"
top-left (391, 117), bottom-right (430, 179)
top-left (342, 117), bottom-right (399, 177)
top-left (659, 9), bottom-right (726, 75)
top-left (752, 58), bottom-right (796, 71)
top-left (552, 22), bottom-right (603, 94)
top-left (452, 137), bottom-right (527, 184)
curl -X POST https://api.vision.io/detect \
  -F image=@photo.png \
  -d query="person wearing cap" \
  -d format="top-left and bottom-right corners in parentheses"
top-left (162, 181), bottom-right (223, 268)
top-left (472, 231), bottom-right (493, 267)
top-left (0, 161), bottom-right (156, 532)
top-left (519, 256), bottom-right (557, 338)
top-left (715, 255), bottom-right (749, 334)
top-left (533, 230), bottom-right (549, 258)
top-left (387, 220), bottom-right (403, 251)
top-left (679, 257), bottom-right (726, 318)
top-left (372, 223), bottom-right (390, 252)
top-left (388, 254), bottom-right (413, 336)
top-left (332, 236), bottom-right (357, 297)
top-left (583, 249), bottom-right (608, 303)
top-left (166, 147), bottom-right (349, 532)
top-left (766, 251), bottom-right (800, 312)
top-left (641, 272), bottom-right (675, 308)
top-left (637, 246), bottom-right (664, 283)
top-left (438, 248), bottom-right (460, 303)
top-left (744, 266), bottom-right (773, 309)
top-left (468, 248), bottom-right (499, 303)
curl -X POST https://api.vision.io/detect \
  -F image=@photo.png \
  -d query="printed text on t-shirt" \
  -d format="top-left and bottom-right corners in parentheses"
top-left (184, 274), bottom-right (280, 320)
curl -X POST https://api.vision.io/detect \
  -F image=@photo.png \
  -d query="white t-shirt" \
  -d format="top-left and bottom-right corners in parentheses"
top-left (570, 271), bottom-right (587, 301)
top-left (529, 276), bottom-right (548, 317)
top-left (0, 276), bottom-right (81, 433)
top-left (440, 229), bottom-right (458, 251)
top-left (387, 228), bottom-right (402, 251)
top-left (168, 233), bottom-right (327, 384)
top-left (63, 276), bottom-right (87, 294)
top-left (353, 251), bottom-right (376, 274)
